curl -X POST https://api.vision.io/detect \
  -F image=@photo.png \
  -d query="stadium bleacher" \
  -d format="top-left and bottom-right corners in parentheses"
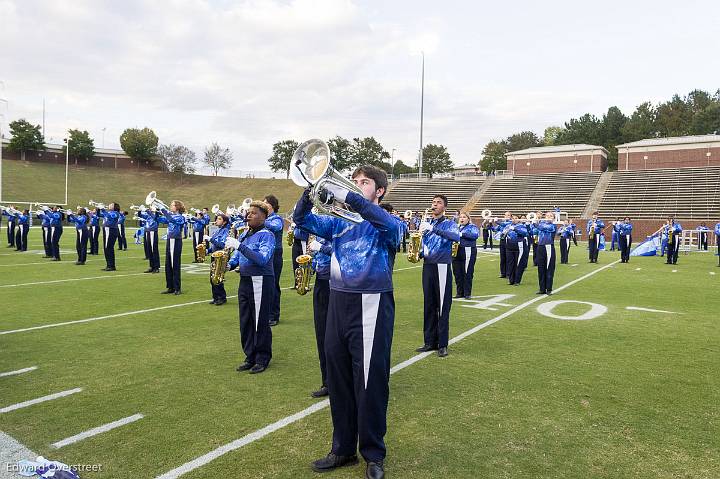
top-left (383, 177), bottom-right (484, 213)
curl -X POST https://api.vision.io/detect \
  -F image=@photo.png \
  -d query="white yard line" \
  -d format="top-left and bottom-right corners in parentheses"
top-left (626, 306), bottom-right (681, 314)
top-left (0, 367), bottom-right (37, 378)
top-left (51, 413), bottom-right (144, 449)
top-left (0, 388), bottom-right (83, 414)
top-left (156, 260), bottom-right (621, 479)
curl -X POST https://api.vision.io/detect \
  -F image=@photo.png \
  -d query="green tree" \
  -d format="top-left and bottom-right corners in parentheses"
top-left (480, 140), bottom-right (508, 173)
top-left (600, 106), bottom-right (628, 170)
top-left (350, 137), bottom-right (390, 170)
top-left (621, 102), bottom-right (658, 142)
top-left (421, 144), bottom-right (453, 178)
top-left (203, 142), bottom-right (233, 176)
top-left (156, 144), bottom-right (197, 177)
top-left (556, 114), bottom-right (601, 146)
top-left (120, 127), bottom-right (159, 166)
top-left (391, 159), bottom-right (416, 176)
top-left (656, 94), bottom-right (692, 137)
top-left (7, 119), bottom-right (44, 161)
top-left (327, 136), bottom-right (353, 172)
top-left (686, 89), bottom-right (714, 114)
top-left (543, 126), bottom-right (563, 146)
top-left (267, 139), bottom-right (299, 179)
top-left (690, 102), bottom-right (720, 134)
top-left (505, 131), bottom-right (542, 152)
top-left (63, 129), bottom-right (95, 161)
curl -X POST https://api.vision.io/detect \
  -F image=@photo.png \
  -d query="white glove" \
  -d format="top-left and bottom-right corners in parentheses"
top-left (225, 237), bottom-right (240, 250)
top-left (203, 235), bottom-right (210, 241)
top-left (308, 240), bottom-right (322, 253)
top-left (322, 183), bottom-right (349, 203)
top-left (419, 221), bottom-right (433, 234)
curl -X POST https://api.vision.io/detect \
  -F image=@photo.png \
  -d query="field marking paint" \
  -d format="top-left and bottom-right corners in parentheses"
top-left (51, 413), bottom-right (144, 449)
top-left (0, 388), bottom-right (82, 414)
top-left (0, 366), bottom-right (37, 378)
top-left (0, 272), bottom-right (147, 289)
top-left (155, 259), bottom-right (621, 479)
top-left (393, 265), bottom-right (422, 272)
top-left (710, 272), bottom-right (716, 275)
top-left (571, 263), bottom-right (578, 267)
top-left (672, 269), bottom-right (677, 273)
top-left (626, 306), bottom-right (681, 315)
top-left (537, 300), bottom-right (608, 321)
top-left (635, 268), bottom-right (642, 271)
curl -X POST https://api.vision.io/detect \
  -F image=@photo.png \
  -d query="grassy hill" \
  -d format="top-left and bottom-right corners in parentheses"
top-left (1, 159), bottom-right (303, 214)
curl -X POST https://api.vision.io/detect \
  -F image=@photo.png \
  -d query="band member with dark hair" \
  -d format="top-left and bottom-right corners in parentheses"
top-left (536, 212), bottom-right (557, 295)
top-left (229, 201), bottom-right (275, 374)
top-left (559, 220), bottom-right (574, 264)
top-left (503, 216), bottom-right (528, 285)
top-left (294, 164), bottom-right (398, 479)
top-left (586, 212), bottom-right (604, 263)
top-left (190, 212), bottom-right (209, 263)
top-left (617, 217), bottom-right (633, 263)
top-left (140, 208), bottom-right (160, 273)
top-left (36, 208), bottom-right (52, 257)
top-left (2, 206), bottom-right (17, 247)
top-left (67, 207), bottom-right (90, 265)
top-left (13, 209), bottom-right (30, 251)
top-left (452, 212), bottom-right (479, 299)
top-left (48, 206), bottom-right (64, 261)
top-left (98, 203), bottom-right (120, 271)
top-left (664, 218), bottom-right (682, 265)
top-left (117, 210), bottom-right (128, 251)
top-left (417, 194), bottom-right (461, 357)
top-left (263, 194), bottom-right (284, 326)
top-left (206, 214), bottom-right (231, 306)
top-left (493, 211), bottom-right (513, 278)
top-left (290, 222), bottom-right (310, 274)
top-left (89, 209), bottom-right (100, 255)
top-left (308, 236), bottom-right (332, 398)
top-left (481, 218), bottom-right (494, 250)
top-left (158, 200), bottom-right (187, 294)
top-left (697, 223), bottom-right (709, 251)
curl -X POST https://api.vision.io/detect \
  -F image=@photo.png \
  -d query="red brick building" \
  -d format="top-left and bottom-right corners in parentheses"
top-left (616, 134), bottom-right (720, 170)
top-left (505, 144), bottom-right (608, 175)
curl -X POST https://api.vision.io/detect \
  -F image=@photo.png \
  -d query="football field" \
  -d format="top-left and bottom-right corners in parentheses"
top-left (1, 229), bottom-right (718, 478)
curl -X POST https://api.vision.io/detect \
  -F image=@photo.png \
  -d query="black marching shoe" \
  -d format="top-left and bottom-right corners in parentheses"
top-left (464, 295), bottom-right (471, 300)
top-left (453, 294), bottom-right (463, 299)
top-left (152, 269), bottom-right (160, 273)
top-left (536, 290), bottom-right (546, 294)
top-left (144, 268), bottom-right (154, 273)
top-left (365, 461), bottom-right (384, 479)
top-left (311, 453), bottom-right (359, 473)
top-left (215, 299), bottom-right (227, 306)
top-left (311, 385), bottom-right (329, 398)
top-left (415, 344), bottom-right (437, 353)
top-left (161, 289), bottom-right (175, 294)
top-left (236, 362), bottom-right (253, 372)
top-left (546, 290), bottom-right (553, 295)
top-left (249, 364), bottom-right (267, 374)
top-left (174, 290), bottom-right (181, 295)
top-left (438, 347), bottom-right (448, 357)
top-left (209, 299), bottom-right (217, 305)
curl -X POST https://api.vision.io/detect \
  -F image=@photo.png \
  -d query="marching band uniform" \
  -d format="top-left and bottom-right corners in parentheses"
top-left (207, 222), bottom-right (231, 305)
top-left (698, 224), bottom-right (709, 251)
top-left (529, 222), bottom-right (538, 267)
top-left (89, 211), bottom-right (100, 255)
top-left (617, 221), bottom-right (633, 263)
top-left (134, 218), bottom-right (145, 246)
top-left (610, 224), bottom-right (619, 251)
top-left (481, 220), bottom-right (493, 249)
top-left (117, 212), bottom-right (128, 251)
top-left (586, 217), bottom-right (605, 263)
top-left (97, 207), bottom-right (120, 270)
top-left (14, 211), bottom-right (29, 251)
top-left (190, 215), bottom-right (209, 262)
top-left (294, 187), bottom-right (399, 472)
top-left (559, 223), bottom-right (574, 264)
top-left (264, 211), bottom-right (284, 326)
top-left (158, 208), bottom-right (186, 294)
top-left (3, 209), bottom-right (16, 247)
top-left (310, 237), bottom-right (332, 397)
top-left (660, 230), bottom-right (668, 257)
top-left (494, 218), bottom-right (513, 278)
top-left (67, 212), bottom-right (89, 265)
top-left (714, 223), bottom-right (720, 266)
top-left (140, 210), bottom-right (160, 273)
top-left (291, 224), bottom-right (310, 273)
top-left (48, 209), bottom-right (63, 261)
top-left (37, 210), bottom-right (52, 257)
top-left (396, 217), bottom-right (408, 257)
top-left (452, 222), bottom-right (479, 299)
top-left (664, 221), bottom-right (682, 265)
top-left (420, 215), bottom-right (460, 354)
top-left (227, 223), bottom-right (275, 372)
top-left (536, 220), bottom-right (557, 294)
top-left (503, 222), bottom-right (529, 285)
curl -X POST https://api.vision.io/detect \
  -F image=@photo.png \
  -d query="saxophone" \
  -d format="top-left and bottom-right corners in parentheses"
top-left (196, 242), bottom-right (207, 263)
top-left (451, 241), bottom-right (459, 257)
top-left (407, 209), bottom-right (430, 263)
top-left (210, 227), bottom-right (246, 285)
top-left (287, 223), bottom-right (295, 246)
top-left (667, 222), bottom-right (673, 245)
top-left (294, 234), bottom-right (316, 295)
top-left (589, 221), bottom-right (596, 240)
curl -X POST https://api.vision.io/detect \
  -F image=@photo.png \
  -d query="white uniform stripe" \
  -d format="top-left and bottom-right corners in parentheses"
top-left (104, 227), bottom-right (109, 248)
top-left (437, 263), bottom-right (447, 313)
top-left (0, 388), bottom-right (82, 414)
top-left (517, 242), bottom-right (524, 265)
top-left (545, 244), bottom-right (552, 269)
top-left (361, 294), bottom-right (381, 389)
top-left (464, 247), bottom-right (471, 272)
top-left (251, 276), bottom-right (263, 330)
top-left (301, 240), bottom-right (307, 254)
top-left (51, 413), bottom-right (144, 449)
top-left (0, 366), bottom-right (37, 378)
top-left (149, 231), bottom-right (155, 252)
top-left (169, 238), bottom-right (175, 266)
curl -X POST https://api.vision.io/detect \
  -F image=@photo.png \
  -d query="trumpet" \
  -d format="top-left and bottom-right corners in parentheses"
top-left (145, 191), bottom-right (169, 211)
top-left (290, 139), bottom-right (364, 223)
top-left (89, 200), bottom-right (106, 210)
top-left (190, 207), bottom-right (202, 214)
top-left (130, 204), bottom-right (147, 212)
top-left (408, 208), bottom-right (431, 263)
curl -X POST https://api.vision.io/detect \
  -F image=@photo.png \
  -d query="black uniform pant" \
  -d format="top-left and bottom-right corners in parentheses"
top-left (270, 248), bottom-right (283, 322)
top-left (15, 224), bottom-right (28, 251)
top-left (118, 224), bottom-right (127, 250)
top-left (499, 240), bottom-right (507, 277)
top-left (666, 237), bottom-right (680, 264)
top-left (7, 222), bottom-right (15, 246)
top-left (619, 234), bottom-right (632, 263)
top-left (210, 256), bottom-right (227, 302)
top-left (292, 238), bottom-right (306, 273)
top-left (536, 244), bottom-right (556, 293)
top-left (482, 228), bottom-right (493, 249)
top-left (700, 232), bottom-right (708, 250)
top-left (165, 237), bottom-right (183, 291)
top-left (143, 230), bottom-right (150, 259)
top-left (42, 226), bottom-right (52, 256)
top-left (531, 241), bottom-right (538, 266)
top-left (191, 230), bottom-right (202, 262)
top-left (90, 226), bottom-right (100, 255)
top-left (505, 245), bottom-right (521, 285)
top-left (76, 228), bottom-right (88, 263)
top-left (50, 226), bottom-right (63, 260)
top-left (326, 290), bottom-right (394, 463)
top-left (401, 232), bottom-right (407, 253)
top-left (238, 275), bottom-right (273, 366)
top-left (422, 262), bottom-right (453, 349)
top-left (560, 237), bottom-right (571, 264)
top-left (147, 230), bottom-right (160, 270)
top-left (103, 227), bottom-right (118, 268)
top-left (588, 234), bottom-right (600, 262)
top-left (313, 277), bottom-right (330, 387)
top-left (452, 246), bottom-right (477, 298)
top-left (518, 238), bottom-right (530, 281)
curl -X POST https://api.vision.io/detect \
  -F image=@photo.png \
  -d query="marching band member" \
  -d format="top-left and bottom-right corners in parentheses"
top-left (308, 236), bottom-right (332, 398)
top-left (293, 165), bottom-right (397, 479)
top-left (13, 209), bottom-right (30, 251)
top-left (536, 212), bottom-right (557, 295)
top-left (117, 211), bottom-right (128, 251)
top-left (48, 206), bottom-right (64, 261)
top-left (206, 214), bottom-right (231, 306)
top-left (380, 203), bottom-right (401, 269)
top-left (493, 211), bottom-right (513, 278)
top-left (202, 207), bottom-right (211, 248)
top-left (452, 212), bottom-right (479, 299)
top-left (228, 201), bottom-right (275, 374)
top-left (3, 206), bottom-right (17, 248)
top-left (503, 216), bottom-right (528, 286)
top-left (134, 216), bottom-right (145, 246)
top-left (290, 221), bottom-right (310, 273)
top-left (617, 217), bottom-right (633, 263)
top-left (609, 218), bottom-right (620, 251)
top-left (715, 222), bottom-right (720, 266)
top-left (586, 212), bottom-right (604, 263)
top-left (664, 217), bottom-right (682, 265)
top-left (481, 218), bottom-right (494, 249)
top-left (158, 200), bottom-right (187, 294)
top-left (417, 194), bottom-right (460, 357)
top-left (140, 208), bottom-right (160, 273)
top-left (697, 223), bottom-right (709, 251)
top-left (527, 215), bottom-right (538, 268)
top-left (89, 209), bottom-right (100, 255)
top-left (190, 212), bottom-right (208, 263)
top-left (263, 195), bottom-right (284, 327)
top-left (37, 207), bottom-right (52, 257)
top-left (67, 208), bottom-right (90, 265)
top-left (97, 203), bottom-right (121, 271)
top-left (559, 220), bottom-right (574, 264)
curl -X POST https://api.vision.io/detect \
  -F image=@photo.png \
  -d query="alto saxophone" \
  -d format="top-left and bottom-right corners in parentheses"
top-left (210, 227), bottom-right (247, 285)
top-left (196, 242), bottom-right (207, 263)
top-left (589, 221), bottom-right (596, 240)
top-left (294, 234), bottom-right (316, 295)
top-left (287, 224), bottom-right (295, 246)
top-left (451, 241), bottom-right (459, 258)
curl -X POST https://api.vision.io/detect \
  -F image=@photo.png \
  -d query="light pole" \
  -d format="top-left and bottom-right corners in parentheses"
top-left (418, 51), bottom-right (425, 176)
top-left (390, 148), bottom-right (396, 179)
top-left (102, 127), bottom-right (106, 148)
top-left (63, 134), bottom-right (70, 205)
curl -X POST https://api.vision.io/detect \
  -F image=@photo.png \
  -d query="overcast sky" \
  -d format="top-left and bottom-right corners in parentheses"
top-left (1, 0), bottom-right (719, 171)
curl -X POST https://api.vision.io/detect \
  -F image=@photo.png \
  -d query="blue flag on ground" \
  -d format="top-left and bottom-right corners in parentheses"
top-left (631, 235), bottom-right (660, 256)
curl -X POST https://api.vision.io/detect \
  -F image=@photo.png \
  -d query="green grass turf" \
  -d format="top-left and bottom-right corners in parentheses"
top-left (1, 228), bottom-right (719, 478)
top-left (0, 159), bottom-right (303, 214)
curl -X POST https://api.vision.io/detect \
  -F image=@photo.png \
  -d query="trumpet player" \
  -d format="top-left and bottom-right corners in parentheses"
top-left (190, 211), bottom-right (209, 263)
top-left (206, 214), bottom-right (231, 305)
top-left (67, 207), bottom-right (90, 265)
top-left (586, 212), bottom-right (604, 263)
top-left (36, 207), bottom-right (52, 257)
top-left (558, 220), bottom-right (574, 264)
top-left (13, 208), bottom-right (30, 251)
top-left (263, 195), bottom-right (284, 326)
top-left (664, 217), bottom-right (682, 265)
top-left (616, 217), bottom-right (633, 263)
top-left (139, 207), bottom-right (160, 273)
top-left (536, 212), bottom-right (558, 295)
top-left (493, 212), bottom-right (513, 278)
top-left (97, 203), bottom-right (121, 271)
top-left (452, 212), bottom-right (479, 299)
top-left (117, 211), bottom-right (128, 251)
top-left (417, 194), bottom-right (461, 358)
top-left (504, 216), bottom-right (529, 285)
top-left (308, 236), bottom-right (332, 398)
top-left (47, 206), bottom-right (64, 261)
top-left (158, 200), bottom-right (187, 294)
top-left (88, 209), bottom-right (100, 255)
top-left (2, 205), bottom-right (17, 248)
top-left (227, 201), bottom-right (276, 374)
top-left (481, 218), bottom-right (493, 250)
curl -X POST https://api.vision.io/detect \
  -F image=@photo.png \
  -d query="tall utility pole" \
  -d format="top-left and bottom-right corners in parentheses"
top-left (0, 81), bottom-right (7, 202)
top-left (418, 52), bottom-right (425, 176)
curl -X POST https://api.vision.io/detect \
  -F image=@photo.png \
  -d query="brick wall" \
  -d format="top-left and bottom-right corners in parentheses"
top-left (618, 146), bottom-right (720, 170)
top-left (508, 154), bottom-right (608, 175)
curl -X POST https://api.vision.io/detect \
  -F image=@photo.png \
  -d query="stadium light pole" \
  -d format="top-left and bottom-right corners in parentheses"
top-left (102, 127), bottom-right (106, 148)
top-left (390, 148), bottom-right (396, 179)
top-left (418, 51), bottom-right (425, 177)
top-left (0, 81), bottom-right (7, 202)
top-left (63, 134), bottom-right (70, 205)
